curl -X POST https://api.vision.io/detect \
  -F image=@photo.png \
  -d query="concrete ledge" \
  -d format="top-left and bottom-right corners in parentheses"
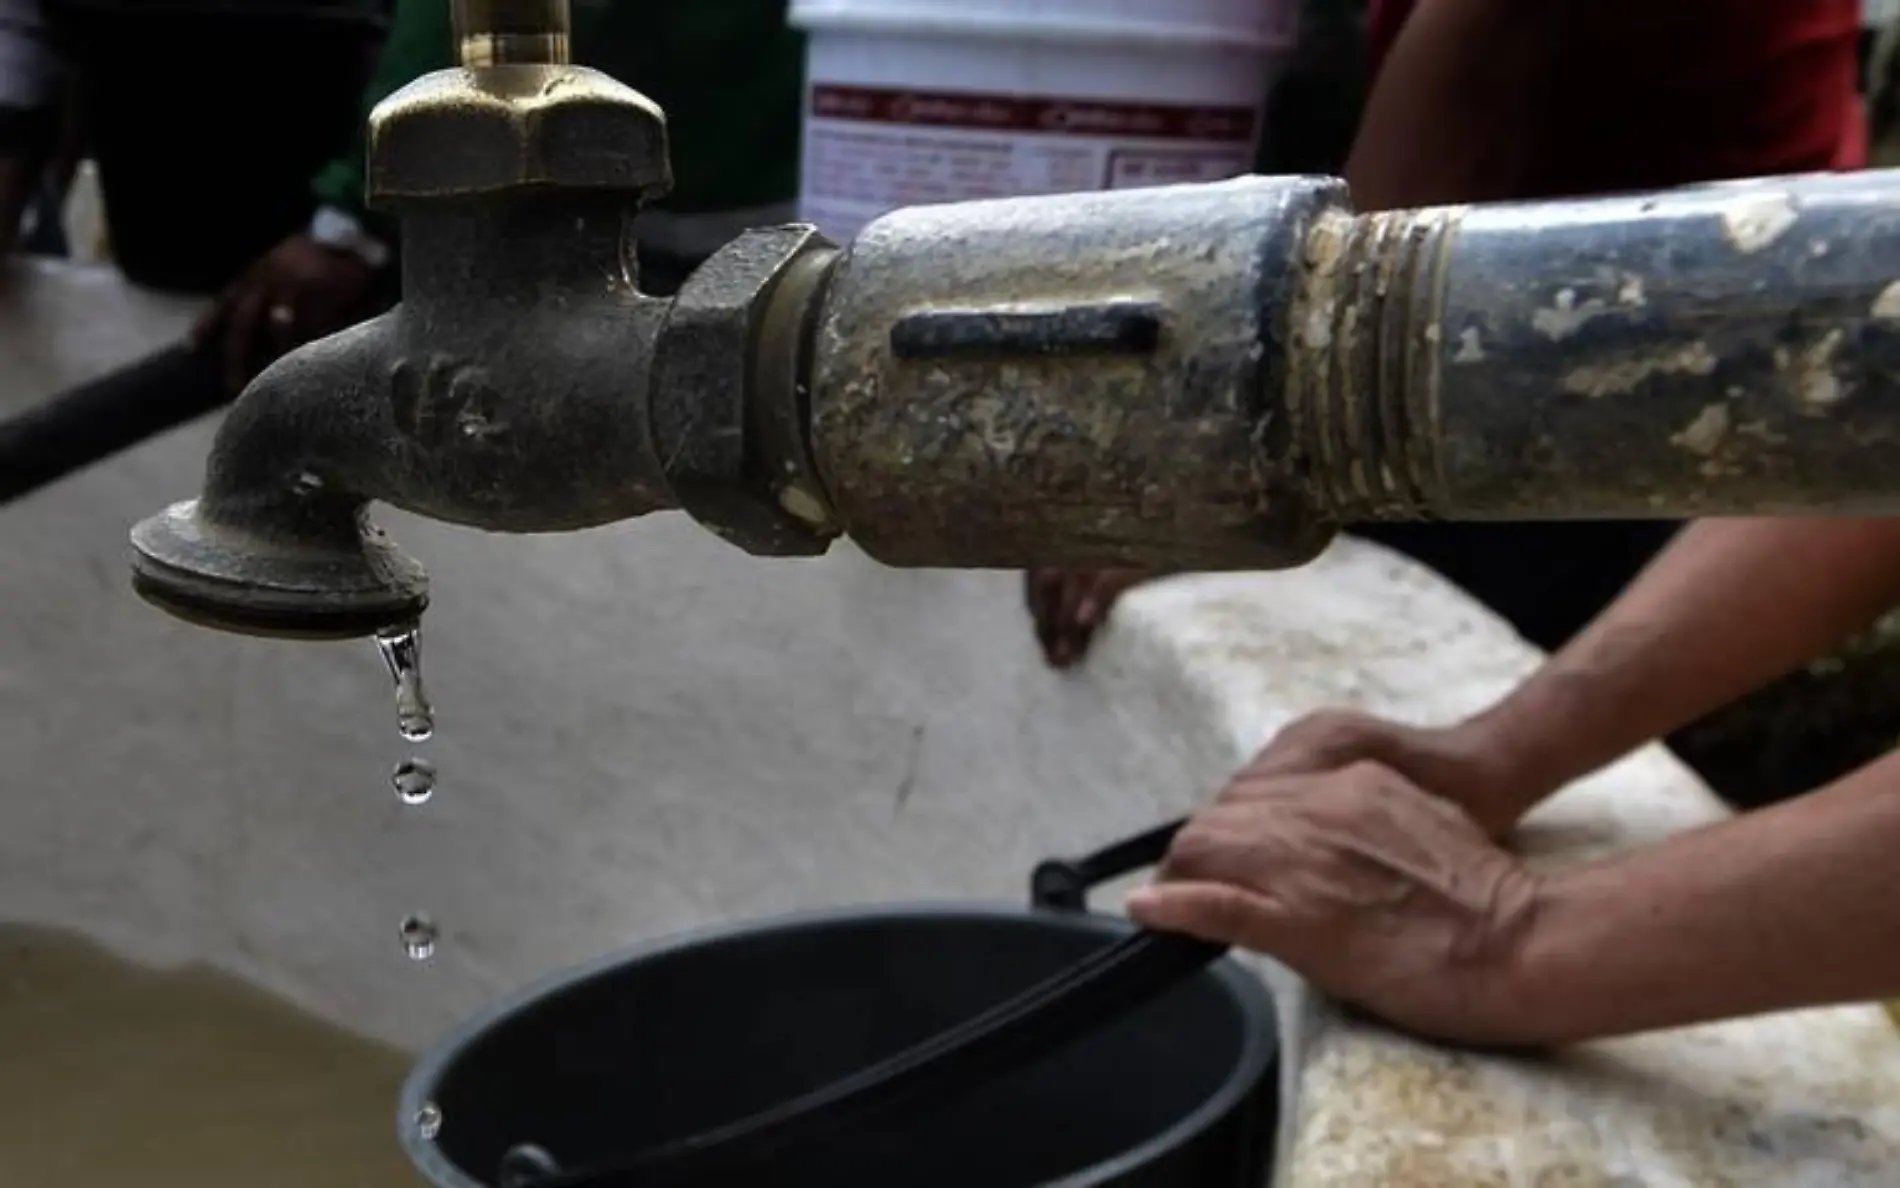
top-left (1102, 555), bottom-right (1900, 1185)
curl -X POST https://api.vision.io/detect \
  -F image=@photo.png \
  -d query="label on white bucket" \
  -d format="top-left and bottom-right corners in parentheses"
top-left (798, 83), bottom-right (1259, 242)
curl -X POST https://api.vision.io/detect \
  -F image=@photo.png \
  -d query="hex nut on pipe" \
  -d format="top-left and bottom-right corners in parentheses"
top-left (649, 225), bottom-right (842, 555)
top-left (368, 65), bottom-right (672, 203)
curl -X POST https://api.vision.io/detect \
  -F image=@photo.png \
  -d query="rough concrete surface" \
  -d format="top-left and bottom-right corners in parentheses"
top-left (1113, 568), bottom-right (1900, 1186)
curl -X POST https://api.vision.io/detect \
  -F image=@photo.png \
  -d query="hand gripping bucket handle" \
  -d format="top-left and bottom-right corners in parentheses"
top-left (1028, 816), bottom-right (1187, 912)
top-left (503, 815), bottom-right (1214, 1188)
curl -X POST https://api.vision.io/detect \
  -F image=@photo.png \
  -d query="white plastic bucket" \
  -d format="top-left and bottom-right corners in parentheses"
top-left (790, 0), bottom-right (1298, 243)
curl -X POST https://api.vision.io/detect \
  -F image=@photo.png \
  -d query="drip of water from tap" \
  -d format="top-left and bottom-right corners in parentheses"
top-left (374, 624), bottom-right (435, 742)
top-left (415, 1102), bottom-right (444, 1141)
top-left (379, 626), bottom-right (441, 965)
top-left (399, 914), bottom-right (439, 962)
top-left (392, 758), bottom-right (437, 806)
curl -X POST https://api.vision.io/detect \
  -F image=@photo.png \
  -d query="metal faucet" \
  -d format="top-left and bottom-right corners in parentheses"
top-left (131, 0), bottom-right (1900, 640)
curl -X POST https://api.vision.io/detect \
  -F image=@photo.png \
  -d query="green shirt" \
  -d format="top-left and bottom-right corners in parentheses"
top-left (311, 0), bottom-right (805, 240)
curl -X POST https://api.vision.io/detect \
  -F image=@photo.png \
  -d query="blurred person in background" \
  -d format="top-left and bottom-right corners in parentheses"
top-left (194, 0), bottom-right (804, 395)
top-left (0, 0), bottom-right (386, 292)
top-left (0, 0), bottom-right (60, 257)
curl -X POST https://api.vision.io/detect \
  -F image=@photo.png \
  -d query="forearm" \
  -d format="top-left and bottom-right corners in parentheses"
top-left (1459, 517), bottom-right (1900, 820)
top-left (1504, 747), bottom-right (1900, 1043)
top-left (1344, 0), bottom-right (1563, 209)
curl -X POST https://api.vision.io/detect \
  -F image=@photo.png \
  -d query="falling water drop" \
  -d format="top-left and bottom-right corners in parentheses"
top-left (415, 1102), bottom-right (444, 1141)
top-left (292, 471), bottom-right (324, 496)
top-left (392, 758), bottom-right (437, 806)
top-left (400, 914), bottom-right (439, 961)
top-left (374, 623), bottom-right (435, 741)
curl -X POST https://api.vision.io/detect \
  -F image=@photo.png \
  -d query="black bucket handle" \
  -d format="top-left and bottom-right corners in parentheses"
top-left (508, 815), bottom-right (1220, 1188)
top-left (1029, 816), bottom-right (1187, 913)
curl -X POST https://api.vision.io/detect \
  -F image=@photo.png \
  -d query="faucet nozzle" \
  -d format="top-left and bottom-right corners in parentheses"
top-left (129, 499), bottom-right (427, 641)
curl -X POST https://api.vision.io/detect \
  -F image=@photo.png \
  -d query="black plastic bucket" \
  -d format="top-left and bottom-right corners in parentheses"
top-left (399, 829), bottom-right (1279, 1188)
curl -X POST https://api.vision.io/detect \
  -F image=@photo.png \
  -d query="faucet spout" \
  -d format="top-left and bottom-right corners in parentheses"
top-left (126, 5), bottom-right (725, 641)
top-left (129, 317), bottom-right (431, 640)
top-left (129, 191), bottom-right (686, 639)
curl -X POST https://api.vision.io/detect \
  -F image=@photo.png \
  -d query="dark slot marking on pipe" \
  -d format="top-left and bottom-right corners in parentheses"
top-left (889, 300), bottom-right (1165, 360)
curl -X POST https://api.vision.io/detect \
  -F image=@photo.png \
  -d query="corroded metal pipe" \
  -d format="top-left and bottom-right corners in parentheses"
top-left (1359, 173), bottom-right (1900, 521)
top-left (808, 178), bottom-right (1341, 572)
top-left (124, 63), bottom-right (1900, 640)
top-left (806, 169), bottom-right (1900, 571)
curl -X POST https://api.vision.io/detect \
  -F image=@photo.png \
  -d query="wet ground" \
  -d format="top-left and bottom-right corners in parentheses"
top-left (0, 925), bottom-right (414, 1187)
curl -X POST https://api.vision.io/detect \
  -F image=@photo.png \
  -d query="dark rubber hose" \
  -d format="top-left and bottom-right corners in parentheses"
top-left (0, 343), bottom-right (229, 505)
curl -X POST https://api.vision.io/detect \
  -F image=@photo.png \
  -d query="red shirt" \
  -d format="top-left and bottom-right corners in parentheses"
top-left (1365, 0), bottom-right (1866, 196)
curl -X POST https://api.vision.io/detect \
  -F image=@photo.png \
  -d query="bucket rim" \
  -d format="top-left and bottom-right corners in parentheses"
top-left (789, 4), bottom-right (1297, 54)
top-left (399, 899), bottom-right (1279, 1188)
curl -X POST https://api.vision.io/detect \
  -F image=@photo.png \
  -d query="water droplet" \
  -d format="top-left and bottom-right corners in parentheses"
top-left (415, 1102), bottom-right (443, 1140)
top-left (374, 624), bottom-right (434, 742)
top-left (392, 758), bottom-right (436, 806)
top-left (292, 471), bottom-right (324, 496)
top-left (399, 913), bottom-right (439, 961)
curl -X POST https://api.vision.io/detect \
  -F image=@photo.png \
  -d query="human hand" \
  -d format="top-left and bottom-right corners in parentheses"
top-left (1127, 759), bottom-right (1545, 1046)
top-left (190, 233), bottom-right (378, 393)
top-left (1024, 568), bottom-right (1152, 668)
top-left (1237, 709), bottom-right (1536, 839)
